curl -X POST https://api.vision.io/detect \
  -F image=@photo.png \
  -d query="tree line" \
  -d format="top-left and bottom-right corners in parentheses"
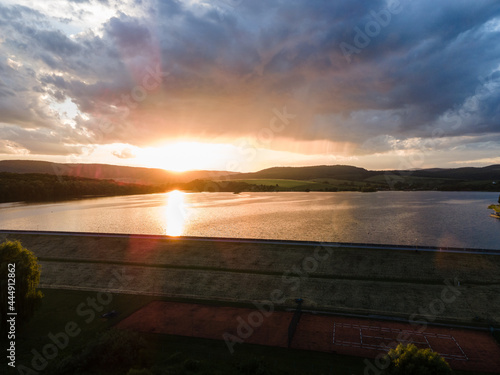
top-left (0, 172), bottom-right (167, 203)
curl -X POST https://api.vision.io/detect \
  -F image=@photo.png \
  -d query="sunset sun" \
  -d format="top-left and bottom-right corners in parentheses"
top-left (136, 141), bottom-right (237, 172)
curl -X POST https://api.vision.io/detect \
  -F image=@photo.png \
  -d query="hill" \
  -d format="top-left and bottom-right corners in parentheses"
top-left (0, 160), bottom-right (238, 185)
top-left (408, 165), bottom-right (500, 180)
top-left (227, 165), bottom-right (376, 181)
top-left (227, 164), bottom-right (500, 182)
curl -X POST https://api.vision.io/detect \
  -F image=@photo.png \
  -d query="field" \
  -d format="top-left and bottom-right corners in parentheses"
top-left (228, 179), bottom-right (321, 188)
top-left (220, 178), bottom-right (380, 191)
top-left (217, 178), bottom-right (334, 191)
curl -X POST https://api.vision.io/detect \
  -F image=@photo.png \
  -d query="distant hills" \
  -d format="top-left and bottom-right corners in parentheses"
top-left (225, 164), bottom-right (500, 182)
top-left (0, 160), bottom-right (237, 185)
top-left (400, 165), bottom-right (500, 181)
top-left (1, 160), bottom-right (499, 193)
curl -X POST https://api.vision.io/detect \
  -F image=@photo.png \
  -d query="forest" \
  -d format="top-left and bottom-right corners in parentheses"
top-left (0, 173), bottom-right (167, 203)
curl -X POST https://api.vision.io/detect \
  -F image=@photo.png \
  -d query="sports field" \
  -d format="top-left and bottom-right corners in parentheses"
top-left (118, 301), bottom-right (500, 373)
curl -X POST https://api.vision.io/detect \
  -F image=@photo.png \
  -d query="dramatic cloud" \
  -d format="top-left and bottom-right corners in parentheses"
top-left (0, 0), bottom-right (499, 170)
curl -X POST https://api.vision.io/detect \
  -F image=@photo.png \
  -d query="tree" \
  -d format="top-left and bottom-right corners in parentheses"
top-left (381, 343), bottom-right (453, 375)
top-left (0, 240), bottom-right (43, 332)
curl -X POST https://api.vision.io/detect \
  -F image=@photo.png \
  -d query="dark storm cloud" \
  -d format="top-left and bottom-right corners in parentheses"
top-left (105, 15), bottom-right (152, 52)
top-left (0, 0), bottom-right (499, 160)
top-left (146, 0), bottom-right (500, 146)
top-left (33, 29), bottom-right (82, 55)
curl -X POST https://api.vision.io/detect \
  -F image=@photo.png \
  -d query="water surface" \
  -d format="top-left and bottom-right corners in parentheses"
top-left (0, 191), bottom-right (499, 249)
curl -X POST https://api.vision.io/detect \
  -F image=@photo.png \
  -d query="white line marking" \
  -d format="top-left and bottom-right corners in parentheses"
top-left (331, 323), bottom-right (468, 361)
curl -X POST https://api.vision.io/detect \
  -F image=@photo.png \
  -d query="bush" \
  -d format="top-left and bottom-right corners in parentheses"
top-left (381, 343), bottom-right (453, 375)
top-left (94, 329), bottom-right (148, 368)
top-left (53, 329), bottom-right (148, 374)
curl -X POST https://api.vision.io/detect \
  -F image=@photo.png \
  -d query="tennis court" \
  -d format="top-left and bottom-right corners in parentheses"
top-left (118, 301), bottom-right (500, 372)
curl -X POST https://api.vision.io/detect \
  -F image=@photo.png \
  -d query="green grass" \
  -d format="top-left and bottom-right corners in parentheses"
top-left (365, 175), bottom-right (452, 183)
top-left (312, 178), bottom-right (366, 185)
top-left (225, 178), bottom-right (364, 191)
top-left (142, 333), bottom-right (368, 375)
top-left (230, 179), bottom-right (322, 188)
top-left (0, 288), bottom-right (156, 372)
top-left (229, 176), bottom-right (499, 192)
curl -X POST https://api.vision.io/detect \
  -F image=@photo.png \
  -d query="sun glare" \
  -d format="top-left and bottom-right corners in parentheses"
top-left (164, 190), bottom-right (187, 236)
top-left (138, 142), bottom-right (235, 172)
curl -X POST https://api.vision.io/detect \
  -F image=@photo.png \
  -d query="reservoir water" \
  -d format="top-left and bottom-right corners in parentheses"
top-left (0, 191), bottom-right (499, 249)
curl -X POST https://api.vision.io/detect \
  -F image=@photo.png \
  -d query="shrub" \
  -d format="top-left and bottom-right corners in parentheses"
top-left (381, 343), bottom-right (453, 375)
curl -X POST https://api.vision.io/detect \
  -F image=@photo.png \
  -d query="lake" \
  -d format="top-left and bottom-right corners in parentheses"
top-left (0, 191), bottom-right (499, 249)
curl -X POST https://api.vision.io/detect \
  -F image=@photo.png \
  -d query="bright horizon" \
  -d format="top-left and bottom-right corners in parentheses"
top-left (2, 155), bottom-right (500, 175)
top-left (1, 1), bottom-right (499, 173)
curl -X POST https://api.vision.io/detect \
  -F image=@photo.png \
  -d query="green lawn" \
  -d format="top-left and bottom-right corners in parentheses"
top-left (225, 178), bottom-right (359, 191)
top-left (365, 175), bottom-right (451, 183)
top-left (228, 176), bottom-right (499, 192)
top-left (229, 179), bottom-right (322, 188)
top-left (1, 288), bottom-right (156, 373)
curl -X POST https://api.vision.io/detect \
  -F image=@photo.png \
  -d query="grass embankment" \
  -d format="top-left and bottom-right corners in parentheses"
top-left (1, 232), bottom-right (499, 326)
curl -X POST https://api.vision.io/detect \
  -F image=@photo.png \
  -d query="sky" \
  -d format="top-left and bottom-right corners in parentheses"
top-left (0, 0), bottom-right (499, 172)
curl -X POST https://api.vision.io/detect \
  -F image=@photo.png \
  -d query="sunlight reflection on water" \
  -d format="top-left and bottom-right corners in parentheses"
top-left (1, 191), bottom-right (499, 249)
top-left (164, 190), bottom-right (187, 236)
